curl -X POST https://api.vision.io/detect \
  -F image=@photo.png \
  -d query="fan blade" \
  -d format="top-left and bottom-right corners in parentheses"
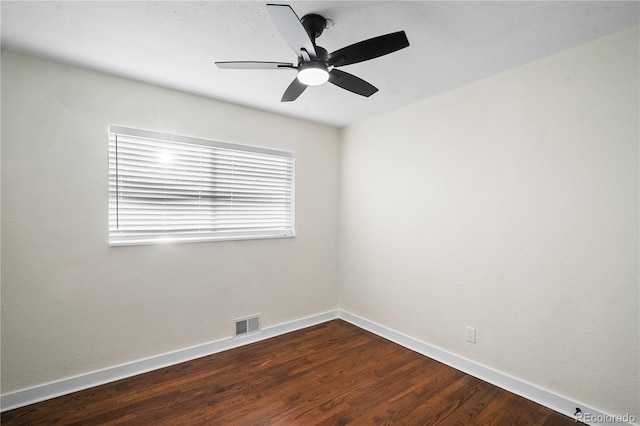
top-left (267, 4), bottom-right (317, 60)
top-left (216, 61), bottom-right (295, 69)
top-left (328, 31), bottom-right (409, 67)
top-left (329, 69), bottom-right (378, 97)
top-left (281, 77), bottom-right (307, 102)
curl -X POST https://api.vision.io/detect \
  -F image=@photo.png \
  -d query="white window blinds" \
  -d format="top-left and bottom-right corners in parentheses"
top-left (108, 126), bottom-right (295, 246)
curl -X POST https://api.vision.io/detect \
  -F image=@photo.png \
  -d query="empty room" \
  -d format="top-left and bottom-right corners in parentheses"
top-left (1, 1), bottom-right (638, 425)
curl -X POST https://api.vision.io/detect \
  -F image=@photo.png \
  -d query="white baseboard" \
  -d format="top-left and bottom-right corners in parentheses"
top-left (2, 309), bottom-right (635, 426)
top-left (0, 309), bottom-right (340, 412)
top-left (338, 310), bottom-right (636, 426)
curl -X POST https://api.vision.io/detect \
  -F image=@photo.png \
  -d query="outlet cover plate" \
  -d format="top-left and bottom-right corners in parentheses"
top-left (465, 326), bottom-right (476, 343)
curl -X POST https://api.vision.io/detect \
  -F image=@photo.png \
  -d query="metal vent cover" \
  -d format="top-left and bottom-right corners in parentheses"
top-left (234, 315), bottom-right (261, 337)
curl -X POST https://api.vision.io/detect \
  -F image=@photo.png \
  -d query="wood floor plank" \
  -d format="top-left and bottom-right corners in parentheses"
top-left (1, 320), bottom-right (583, 425)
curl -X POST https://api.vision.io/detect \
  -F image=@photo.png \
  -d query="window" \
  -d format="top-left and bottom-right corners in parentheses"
top-left (108, 126), bottom-right (295, 246)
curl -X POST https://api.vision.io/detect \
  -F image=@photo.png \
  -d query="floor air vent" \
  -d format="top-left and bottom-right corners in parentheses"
top-left (234, 315), bottom-right (260, 337)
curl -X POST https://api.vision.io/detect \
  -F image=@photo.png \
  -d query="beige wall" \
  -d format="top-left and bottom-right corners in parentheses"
top-left (339, 26), bottom-right (639, 419)
top-left (1, 51), bottom-right (340, 393)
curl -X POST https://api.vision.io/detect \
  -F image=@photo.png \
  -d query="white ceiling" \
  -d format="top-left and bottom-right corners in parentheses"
top-left (2, 1), bottom-right (638, 128)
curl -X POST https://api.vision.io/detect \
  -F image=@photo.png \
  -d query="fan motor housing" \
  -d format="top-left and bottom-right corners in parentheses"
top-left (312, 46), bottom-right (328, 63)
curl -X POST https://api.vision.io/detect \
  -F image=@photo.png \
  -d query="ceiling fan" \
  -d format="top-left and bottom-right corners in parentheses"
top-left (215, 3), bottom-right (410, 102)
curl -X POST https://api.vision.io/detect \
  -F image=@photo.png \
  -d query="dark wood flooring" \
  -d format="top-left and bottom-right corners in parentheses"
top-left (2, 319), bottom-right (582, 425)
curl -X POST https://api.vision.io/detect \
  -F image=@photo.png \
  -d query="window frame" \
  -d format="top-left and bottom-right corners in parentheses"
top-left (108, 126), bottom-right (296, 246)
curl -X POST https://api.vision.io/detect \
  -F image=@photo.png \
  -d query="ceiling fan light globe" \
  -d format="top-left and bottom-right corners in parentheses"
top-left (297, 62), bottom-right (329, 86)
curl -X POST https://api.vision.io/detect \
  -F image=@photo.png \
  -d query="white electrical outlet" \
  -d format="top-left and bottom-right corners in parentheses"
top-left (465, 326), bottom-right (476, 343)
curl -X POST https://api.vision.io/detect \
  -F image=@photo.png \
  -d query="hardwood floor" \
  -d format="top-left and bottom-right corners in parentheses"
top-left (2, 320), bottom-right (582, 425)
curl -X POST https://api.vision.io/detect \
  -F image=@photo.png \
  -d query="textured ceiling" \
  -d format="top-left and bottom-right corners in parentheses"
top-left (2, 1), bottom-right (638, 128)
